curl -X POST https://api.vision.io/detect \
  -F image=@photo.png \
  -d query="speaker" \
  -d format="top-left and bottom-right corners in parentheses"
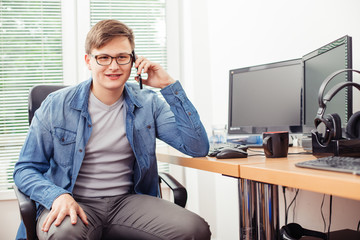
top-left (280, 223), bottom-right (327, 240)
top-left (313, 69), bottom-right (360, 147)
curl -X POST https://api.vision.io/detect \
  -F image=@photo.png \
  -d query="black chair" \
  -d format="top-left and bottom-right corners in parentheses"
top-left (14, 85), bottom-right (187, 240)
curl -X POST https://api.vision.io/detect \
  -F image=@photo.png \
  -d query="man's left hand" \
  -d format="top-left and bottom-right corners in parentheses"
top-left (134, 56), bottom-right (175, 89)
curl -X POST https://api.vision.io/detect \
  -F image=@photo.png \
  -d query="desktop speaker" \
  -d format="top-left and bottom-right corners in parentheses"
top-left (312, 69), bottom-right (360, 156)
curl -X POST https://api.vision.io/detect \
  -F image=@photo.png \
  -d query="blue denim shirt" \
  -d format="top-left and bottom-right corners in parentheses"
top-left (13, 78), bottom-right (209, 239)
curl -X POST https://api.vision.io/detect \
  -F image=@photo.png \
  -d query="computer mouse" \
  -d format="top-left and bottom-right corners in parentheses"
top-left (216, 148), bottom-right (248, 159)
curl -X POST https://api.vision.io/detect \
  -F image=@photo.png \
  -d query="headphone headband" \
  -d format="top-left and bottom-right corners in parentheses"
top-left (318, 69), bottom-right (360, 109)
top-left (323, 81), bottom-right (360, 103)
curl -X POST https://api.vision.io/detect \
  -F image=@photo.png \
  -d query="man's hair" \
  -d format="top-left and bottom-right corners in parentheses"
top-left (85, 19), bottom-right (135, 54)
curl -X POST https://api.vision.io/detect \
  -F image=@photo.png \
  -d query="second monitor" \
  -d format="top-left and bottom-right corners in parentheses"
top-left (302, 35), bottom-right (353, 135)
top-left (228, 59), bottom-right (303, 135)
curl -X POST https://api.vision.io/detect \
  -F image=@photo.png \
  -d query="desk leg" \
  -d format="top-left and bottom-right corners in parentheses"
top-left (238, 179), bottom-right (258, 240)
top-left (256, 182), bottom-right (279, 240)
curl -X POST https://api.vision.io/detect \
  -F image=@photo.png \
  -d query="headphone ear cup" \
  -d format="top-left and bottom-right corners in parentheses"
top-left (315, 114), bottom-right (342, 146)
top-left (280, 224), bottom-right (302, 240)
top-left (329, 113), bottom-right (342, 140)
top-left (346, 111), bottom-right (360, 139)
top-left (280, 223), bottom-right (327, 240)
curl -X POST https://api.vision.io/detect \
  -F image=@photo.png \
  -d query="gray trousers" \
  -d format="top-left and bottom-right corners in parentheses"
top-left (36, 194), bottom-right (211, 240)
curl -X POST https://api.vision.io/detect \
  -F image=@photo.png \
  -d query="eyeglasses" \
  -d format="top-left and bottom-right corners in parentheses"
top-left (91, 53), bottom-right (133, 66)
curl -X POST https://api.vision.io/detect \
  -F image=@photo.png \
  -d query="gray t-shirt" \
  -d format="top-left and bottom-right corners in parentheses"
top-left (72, 92), bottom-right (135, 197)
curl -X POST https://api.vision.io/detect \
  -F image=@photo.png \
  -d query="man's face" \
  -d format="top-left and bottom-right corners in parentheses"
top-left (85, 36), bottom-right (133, 94)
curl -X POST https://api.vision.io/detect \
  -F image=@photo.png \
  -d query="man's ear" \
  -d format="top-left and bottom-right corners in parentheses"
top-left (85, 54), bottom-right (92, 70)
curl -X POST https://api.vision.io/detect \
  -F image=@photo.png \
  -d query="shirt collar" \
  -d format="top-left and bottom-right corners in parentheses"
top-left (123, 82), bottom-right (143, 110)
top-left (69, 78), bottom-right (143, 112)
top-left (69, 78), bottom-right (92, 111)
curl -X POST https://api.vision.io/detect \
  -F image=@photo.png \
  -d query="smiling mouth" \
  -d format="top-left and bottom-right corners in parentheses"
top-left (105, 74), bottom-right (122, 78)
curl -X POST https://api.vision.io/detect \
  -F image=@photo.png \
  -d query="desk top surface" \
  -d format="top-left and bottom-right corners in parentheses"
top-left (156, 146), bottom-right (360, 201)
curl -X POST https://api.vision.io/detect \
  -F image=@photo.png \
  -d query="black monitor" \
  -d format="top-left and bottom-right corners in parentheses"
top-left (302, 35), bottom-right (352, 135)
top-left (228, 59), bottom-right (303, 135)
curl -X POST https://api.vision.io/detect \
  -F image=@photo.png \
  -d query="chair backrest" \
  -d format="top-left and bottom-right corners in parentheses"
top-left (15, 85), bottom-right (66, 240)
top-left (28, 85), bottom-right (66, 125)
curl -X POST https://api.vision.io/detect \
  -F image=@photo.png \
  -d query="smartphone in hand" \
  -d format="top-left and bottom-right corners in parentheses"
top-left (132, 50), bottom-right (143, 89)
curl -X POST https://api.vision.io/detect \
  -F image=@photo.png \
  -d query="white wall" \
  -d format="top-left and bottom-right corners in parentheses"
top-left (0, 192), bottom-right (21, 240)
top-left (204, 0), bottom-right (360, 128)
top-left (177, 0), bottom-right (360, 239)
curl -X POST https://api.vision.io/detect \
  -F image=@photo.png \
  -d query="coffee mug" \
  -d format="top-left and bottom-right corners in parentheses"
top-left (262, 131), bottom-right (289, 158)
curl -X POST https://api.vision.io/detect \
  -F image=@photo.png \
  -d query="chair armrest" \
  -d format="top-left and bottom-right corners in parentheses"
top-left (159, 172), bottom-right (187, 208)
top-left (13, 185), bottom-right (37, 240)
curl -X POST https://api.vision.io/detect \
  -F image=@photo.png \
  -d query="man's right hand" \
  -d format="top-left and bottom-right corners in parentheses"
top-left (41, 193), bottom-right (88, 232)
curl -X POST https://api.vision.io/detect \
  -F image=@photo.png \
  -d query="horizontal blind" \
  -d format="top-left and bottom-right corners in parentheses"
top-left (90, 0), bottom-right (169, 172)
top-left (0, 0), bottom-right (63, 191)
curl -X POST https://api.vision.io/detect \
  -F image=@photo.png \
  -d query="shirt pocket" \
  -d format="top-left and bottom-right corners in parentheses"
top-left (136, 121), bottom-right (156, 156)
top-left (53, 127), bottom-right (77, 166)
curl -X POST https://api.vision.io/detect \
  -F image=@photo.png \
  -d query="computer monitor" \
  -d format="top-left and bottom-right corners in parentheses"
top-left (228, 59), bottom-right (303, 135)
top-left (302, 35), bottom-right (352, 135)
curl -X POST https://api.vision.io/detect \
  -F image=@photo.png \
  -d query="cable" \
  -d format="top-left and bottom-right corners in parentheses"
top-left (327, 195), bottom-right (333, 240)
top-left (248, 153), bottom-right (266, 157)
top-left (283, 187), bottom-right (299, 225)
top-left (283, 186), bottom-right (288, 224)
top-left (293, 192), bottom-right (297, 223)
top-left (320, 194), bottom-right (326, 232)
top-left (247, 149), bottom-right (265, 154)
top-left (286, 189), bottom-right (299, 222)
top-left (247, 148), bottom-right (265, 157)
top-left (288, 151), bottom-right (313, 155)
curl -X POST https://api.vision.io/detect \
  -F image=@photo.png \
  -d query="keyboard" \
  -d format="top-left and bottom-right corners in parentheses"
top-left (295, 156), bottom-right (360, 175)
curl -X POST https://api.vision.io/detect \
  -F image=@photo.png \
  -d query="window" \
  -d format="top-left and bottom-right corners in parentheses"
top-left (0, 0), bottom-right (170, 193)
top-left (0, 0), bottom-right (63, 191)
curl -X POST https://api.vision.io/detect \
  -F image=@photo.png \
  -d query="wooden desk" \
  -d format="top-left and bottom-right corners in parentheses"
top-left (157, 146), bottom-right (360, 200)
top-left (240, 155), bottom-right (360, 201)
top-left (157, 146), bottom-right (249, 177)
top-left (156, 146), bottom-right (308, 177)
top-left (156, 146), bottom-right (360, 239)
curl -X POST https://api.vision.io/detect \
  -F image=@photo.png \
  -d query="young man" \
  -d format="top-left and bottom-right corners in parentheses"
top-left (14, 19), bottom-right (210, 240)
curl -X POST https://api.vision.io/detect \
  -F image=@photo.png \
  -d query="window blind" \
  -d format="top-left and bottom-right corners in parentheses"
top-left (90, 0), bottom-right (169, 172)
top-left (0, 0), bottom-right (63, 191)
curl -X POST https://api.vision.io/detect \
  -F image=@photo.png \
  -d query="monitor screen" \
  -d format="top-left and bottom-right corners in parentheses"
top-left (228, 59), bottom-right (303, 135)
top-left (302, 35), bottom-right (352, 135)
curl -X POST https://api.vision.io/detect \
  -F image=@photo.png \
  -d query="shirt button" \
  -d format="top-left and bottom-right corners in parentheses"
top-left (88, 124), bottom-right (92, 128)
top-left (61, 138), bottom-right (65, 142)
top-left (147, 125), bottom-right (151, 129)
top-left (188, 112), bottom-right (192, 116)
top-left (175, 91), bottom-right (178, 95)
top-left (79, 149), bottom-right (83, 153)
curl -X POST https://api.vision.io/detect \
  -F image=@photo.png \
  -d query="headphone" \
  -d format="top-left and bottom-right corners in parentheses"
top-left (280, 223), bottom-right (327, 240)
top-left (313, 69), bottom-right (360, 147)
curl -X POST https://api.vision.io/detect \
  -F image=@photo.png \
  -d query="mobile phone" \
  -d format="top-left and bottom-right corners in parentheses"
top-left (132, 50), bottom-right (143, 89)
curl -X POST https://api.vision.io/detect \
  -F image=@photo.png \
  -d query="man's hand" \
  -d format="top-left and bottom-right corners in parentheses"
top-left (134, 55), bottom-right (175, 89)
top-left (41, 194), bottom-right (88, 232)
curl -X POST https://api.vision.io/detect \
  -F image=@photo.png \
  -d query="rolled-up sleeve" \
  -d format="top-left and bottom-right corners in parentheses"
top-left (157, 81), bottom-right (209, 157)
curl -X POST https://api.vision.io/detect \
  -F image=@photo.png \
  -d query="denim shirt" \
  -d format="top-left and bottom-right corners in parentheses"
top-left (13, 78), bottom-right (209, 240)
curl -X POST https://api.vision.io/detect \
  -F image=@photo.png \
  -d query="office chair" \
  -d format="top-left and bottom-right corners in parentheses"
top-left (13, 85), bottom-right (188, 240)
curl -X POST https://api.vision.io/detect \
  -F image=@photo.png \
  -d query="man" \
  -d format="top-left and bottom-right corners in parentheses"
top-left (14, 19), bottom-right (210, 240)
